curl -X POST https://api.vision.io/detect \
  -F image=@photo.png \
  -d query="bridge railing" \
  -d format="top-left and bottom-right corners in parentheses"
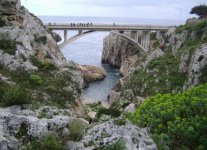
top-left (46, 23), bottom-right (171, 29)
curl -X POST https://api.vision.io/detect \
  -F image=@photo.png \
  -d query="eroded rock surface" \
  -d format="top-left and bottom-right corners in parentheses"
top-left (0, 105), bottom-right (73, 150)
top-left (74, 120), bottom-right (157, 150)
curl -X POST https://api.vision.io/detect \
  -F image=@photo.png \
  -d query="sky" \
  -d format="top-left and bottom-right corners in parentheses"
top-left (21, 0), bottom-right (206, 21)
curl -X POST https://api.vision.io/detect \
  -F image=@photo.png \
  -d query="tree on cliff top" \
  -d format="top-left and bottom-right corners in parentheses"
top-left (190, 4), bottom-right (207, 18)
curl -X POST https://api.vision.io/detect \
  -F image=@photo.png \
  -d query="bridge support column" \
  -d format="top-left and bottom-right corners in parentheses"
top-left (141, 31), bottom-right (150, 51)
top-left (64, 30), bottom-right (67, 42)
top-left (78, 30), bottom-right (83, 35)
top-left (156, 31), bottom-right (162, 41)
top-left (130, 31), bottom-right (138, 41)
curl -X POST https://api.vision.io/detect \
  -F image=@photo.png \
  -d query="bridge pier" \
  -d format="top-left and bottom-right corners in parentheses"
top-left (130, 31), bottom-right (138, 41)
top-left (64, 30), bottom-right (67, 42)
top-left (141, 31), bottom-right (150, 51)
top-left (78, 30), bottom-right (83, 35)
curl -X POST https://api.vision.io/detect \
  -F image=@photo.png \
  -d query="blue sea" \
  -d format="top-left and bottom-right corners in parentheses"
top-left (40, 16), bottom-right (181, 102)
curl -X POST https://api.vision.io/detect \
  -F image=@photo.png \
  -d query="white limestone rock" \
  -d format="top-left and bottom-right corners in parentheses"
top-left (184, 44), bottom-right (207, 89)
top-left (74, 120), bottom-right (157, 150)
top-left (0, 105), bottom-right (74, 150)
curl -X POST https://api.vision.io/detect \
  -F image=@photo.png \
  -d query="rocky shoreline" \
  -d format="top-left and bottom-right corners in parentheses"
top-left (77, 64), bottom-right (106, 88)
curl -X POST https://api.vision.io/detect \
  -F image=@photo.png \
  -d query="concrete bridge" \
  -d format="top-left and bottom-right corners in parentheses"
top-left (46, 23), bottom-right (173, 52)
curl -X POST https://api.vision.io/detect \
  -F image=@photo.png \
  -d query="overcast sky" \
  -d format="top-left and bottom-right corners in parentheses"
top-left (21, 0), bottom-right (206, 20)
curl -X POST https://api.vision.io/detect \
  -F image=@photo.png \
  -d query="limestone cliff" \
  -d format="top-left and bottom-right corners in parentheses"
top-left (102, 32), bottom-right (143, 76)
top-left (0, 0), bottom-right (83, 104)
top-left (104, 20), bottom-right (207, 110)
top-left (0, 0), bottom-right (66, 71)
top-left (0, 1), bottom-right (84, 149)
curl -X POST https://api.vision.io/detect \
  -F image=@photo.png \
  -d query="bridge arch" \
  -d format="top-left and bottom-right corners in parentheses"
top-left (59, 30), bottom-right (96, 49)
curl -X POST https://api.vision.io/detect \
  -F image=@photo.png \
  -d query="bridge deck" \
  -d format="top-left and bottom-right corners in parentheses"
top-left (47, 23), bottom-right (170, 31)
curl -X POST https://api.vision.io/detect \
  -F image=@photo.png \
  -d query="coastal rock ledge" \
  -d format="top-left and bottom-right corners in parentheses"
top-left (78, 65), bottom-right (106, 87)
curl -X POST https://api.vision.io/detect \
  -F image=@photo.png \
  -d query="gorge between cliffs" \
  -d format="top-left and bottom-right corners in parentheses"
top-left (0, 0), bottom-right (207, 150)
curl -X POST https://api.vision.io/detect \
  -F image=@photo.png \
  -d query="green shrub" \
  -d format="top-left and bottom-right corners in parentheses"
top-left (30, 56), bottom-right (57, 71)
top-left (41, 61), bottom-right (56, 71)
top-left (127, 84), bottom-right (207, 149)
top-left (0, 39), bottom-right (16, 55)
top-left (16, 122), bottom-right (28, 139)
top-left (97, 108), bottom-right (121, 119)
top-left (25, 133), bottom-right (62, 150)
top-left (34, 35), bottom-right (47, 45)
top-left (30, 74), bottom-right (43, 86)
top-left (67, 120), bottom-right (85, 141)
top-left (0, 81), bottom-right (31, 106)
top-left (98, 139), bottom-right (125, 150)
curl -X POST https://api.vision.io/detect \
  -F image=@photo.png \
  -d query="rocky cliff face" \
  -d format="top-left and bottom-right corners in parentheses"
top-left (102, 32), bottom-right (142, 76)
top-left (0, 0), bottom-right (83, 104)
top-left (0, 1), bottom-right (84, 149)
top-left (0, 0), bottom-right (66, 71)
top-left (104, 20), bottom-right (207, 110)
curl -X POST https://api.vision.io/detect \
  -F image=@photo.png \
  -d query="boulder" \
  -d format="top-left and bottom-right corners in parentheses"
top-left (78, 65), bottom-right (106, 84)
top-left (108, 90), bottom-right (121, 105)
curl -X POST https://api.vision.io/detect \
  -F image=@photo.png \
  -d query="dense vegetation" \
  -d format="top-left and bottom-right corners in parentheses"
top-left (127, 84), bottom-right (207, 149)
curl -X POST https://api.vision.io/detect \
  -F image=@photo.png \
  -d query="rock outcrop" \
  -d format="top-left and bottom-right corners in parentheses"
top-left (184, 44), bottom-right (207, 89)
top-left (102, 32), bottom-right (142, 76)
top-left (78, 65), bottom-right (106, 87)
top-left (0, 105), bottom-right (74, 150)
top-left (0, 0), bottom-right (65, 71)
top-left (74, 120), bottom-right (157, 150)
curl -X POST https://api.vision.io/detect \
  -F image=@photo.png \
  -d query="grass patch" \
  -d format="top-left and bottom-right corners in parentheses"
top-left (25, 133), bottom-right (62, 150)
top-left (97, 107), bottom-right (121, 119)
top-left (67, 120), bottom-right (85, 141)
top-left (29, 74), bottom-right (43, 86)
top-left (0, 81), bottom-right (31, 106)
top-left (0, 39), bottom-right (16, 55)
top-left (34, 35), bottom-right (47, 45)
top-left (30, 56), bottom-right (57, 71)
top-left (98, 139), bottom-right (125, 150)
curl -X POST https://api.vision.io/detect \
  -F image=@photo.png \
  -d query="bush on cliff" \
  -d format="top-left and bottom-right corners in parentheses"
top-left (127, 52), bottom-right (186, 97)
top-left (34, 35), bottom-right (47, 45)
top-left (25, 133), bottom-right (62, 150)
top-left (0, 81), bottom-right (31, 106)
top-left (176, 19), bottom-right (207, 45)
top-left (127, 84), bottom-right (207, 149)
top-left (0, 39), bottom-right (16, 55)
